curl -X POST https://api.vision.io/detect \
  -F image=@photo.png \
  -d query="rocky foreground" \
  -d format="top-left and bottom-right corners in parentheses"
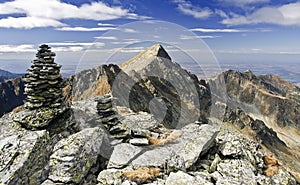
top-left (0, 100), bottom-right (297, 185)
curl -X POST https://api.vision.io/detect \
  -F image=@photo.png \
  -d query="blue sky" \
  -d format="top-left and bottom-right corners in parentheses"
top-left (0, 0), bottom-right (300, 76)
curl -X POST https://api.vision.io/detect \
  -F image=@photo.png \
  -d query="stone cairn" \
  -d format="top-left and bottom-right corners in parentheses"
top-left (14, 44), bottom-right (66, 129)
top-left (96, 94), bottom-right (128, 139)
top-left (24, 44), bottom-right (63, 109)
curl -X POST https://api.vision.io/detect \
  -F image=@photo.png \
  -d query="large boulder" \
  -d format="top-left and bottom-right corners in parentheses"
top-left (108, 123), bottom-right (219, 169)
top-left (47, 127), bottom-right (110, 184)
top-left (0, 115), bottom-right (51, 185)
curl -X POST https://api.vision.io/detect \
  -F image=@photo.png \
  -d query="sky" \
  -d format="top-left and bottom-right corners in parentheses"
top-left (0, 0), bottom-right (300, 79)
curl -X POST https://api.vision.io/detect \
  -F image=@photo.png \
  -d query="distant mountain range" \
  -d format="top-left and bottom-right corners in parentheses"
top-left (0, 69), bottom-right (23, 82)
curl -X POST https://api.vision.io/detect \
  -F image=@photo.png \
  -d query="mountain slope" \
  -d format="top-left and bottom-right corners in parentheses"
top-left (120, 44), bottom-right (211, 128)
top-left (209, 69), bottom-right (300, 180)
top-left (0, 77), bottom-right (25, 116)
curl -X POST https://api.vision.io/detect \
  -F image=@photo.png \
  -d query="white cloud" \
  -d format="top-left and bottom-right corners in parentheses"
top-left (190, 28), bottom-right (248, 33)
top-left (53, 46), bottom-right (85, 52)
top-left (0, 44), bottom-right (35, 53)
top-left (97, 23), bottom-right (116, 27)
top-left (222, 2), bottom-right (300, 26)
top-left (112, 39), bottom-right (141, 45)
top-left (219, 0), bottom-right (269, 5)
top-left (0, 0), bottom-right (148, 29)
top-left (49, 42), bottom-right (105, 52)
top-left (0, 16), bottom-right (66, 29)
top-left (180, 35), bottom-right (221, 39)
top-left (94, 36), bottom-right (117, 40)
top-left (48, 42), bottom-right (104, 47)
top-left (173, 0), bottom-right (212, 19)
top-left (56, 26), bottom-right (116, 32)
top-left (122, 28), bottom-right (139, 33)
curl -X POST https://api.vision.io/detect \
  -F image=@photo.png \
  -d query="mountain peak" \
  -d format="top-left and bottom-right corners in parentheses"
top-left (147, 44), bottom-right (171, 60)
top-left (120, 44), bottom-right (171, 70)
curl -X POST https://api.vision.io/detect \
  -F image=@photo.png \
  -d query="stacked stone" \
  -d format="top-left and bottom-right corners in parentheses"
top-left (96, 94), bottom-right (127, 138)
top-left (24, 44), bottom-right (63, 110)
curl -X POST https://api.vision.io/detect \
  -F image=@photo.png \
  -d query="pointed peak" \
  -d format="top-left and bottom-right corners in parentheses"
top-left (120, 44), bottom-right (172, 69)
top-left (146, 44), bottom-right (171, 60)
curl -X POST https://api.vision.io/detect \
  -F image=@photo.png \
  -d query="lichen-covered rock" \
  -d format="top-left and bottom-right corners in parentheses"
top-left (216, 159), bottom-right (257, 185)
top-left (0, 116), bottom-right (51, 185)
top-left (13, 107), bottom-right (68, 129)
top-left (216, 130), bottom-right (264, 167)
top-left (97, 169), bottom-right (123, 185)
top-left (48, 127), bottom-right (110, 184)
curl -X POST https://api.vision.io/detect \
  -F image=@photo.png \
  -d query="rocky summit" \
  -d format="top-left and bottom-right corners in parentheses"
top-left (0, 44), bottom-right (299, 184)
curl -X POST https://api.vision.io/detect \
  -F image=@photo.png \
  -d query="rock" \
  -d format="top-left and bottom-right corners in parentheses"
top-left (216, 130), bottom-right (264, 166)
top-left (165, 171), bottom-right (195, 185)
top-left (108, 123), bottom-right (219, 169)
top-left (129, 138), bottom-right (149, 146)
top-left (216, 159), bottom-right (257, 185)
top-left (48, 127), bottom-right (110, 184)
top-left (271, 169), bottom-right (298, 185)
top-left (0, 118), bottom-right (51, 185)
top-left (108, 143), bottom-right (143, 169)
top-left (193, 172), bottom-right (214, 185)
top-left (97, 169), bottom-right (123, 185)
top-left (13, 106), bottom-right (69, 129)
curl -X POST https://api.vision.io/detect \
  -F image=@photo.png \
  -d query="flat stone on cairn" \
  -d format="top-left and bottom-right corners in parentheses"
top-left (14, 44), bottom-right (67, 129)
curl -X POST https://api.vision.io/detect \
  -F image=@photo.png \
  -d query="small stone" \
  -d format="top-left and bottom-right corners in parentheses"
top-left (129, 138), bottom-right (149, 146)
top-left (165, 171), bottom-right (195, 185)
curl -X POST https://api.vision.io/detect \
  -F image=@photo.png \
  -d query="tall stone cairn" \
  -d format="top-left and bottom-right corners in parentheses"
top-left (14, 44), bottom-right (67, 129)
top-left (96, 94), bottom-right (128, 139)
top-left (24, 44), bottom-right (63, 109)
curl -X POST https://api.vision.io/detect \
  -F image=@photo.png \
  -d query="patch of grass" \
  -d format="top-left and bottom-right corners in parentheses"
top-left (122, 167), bottom-right (160, 183)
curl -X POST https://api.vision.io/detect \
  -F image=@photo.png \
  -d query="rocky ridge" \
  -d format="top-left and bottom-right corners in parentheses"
top-left (209, 69), bottom-right (300, 180)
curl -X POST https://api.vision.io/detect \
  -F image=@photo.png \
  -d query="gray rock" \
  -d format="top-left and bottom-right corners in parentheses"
top-left (120, 111), bottom-right (159, 130)
top-left (0, 119), bottom-right (51, 185)
top-left (193, 172), bottom-right (214, 185)
top-left (13, 107), bottom-right (69, 129)
top-left (108, 123), bottom-right (219, 169)
top-left (271, 169), bottom-right (297, 185)
top-left (108, 143), bottom-right (143, 168)
top-left (216, 130), bottom-right (264, 167)
top-left (48, 127), bottom-right (110, 184)
top-left (97, 169), bottom-right (123, 185)
top-left (165, 171), bottom-right (195, 185)
top-left (216, 159), bottom-right (257, 185)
